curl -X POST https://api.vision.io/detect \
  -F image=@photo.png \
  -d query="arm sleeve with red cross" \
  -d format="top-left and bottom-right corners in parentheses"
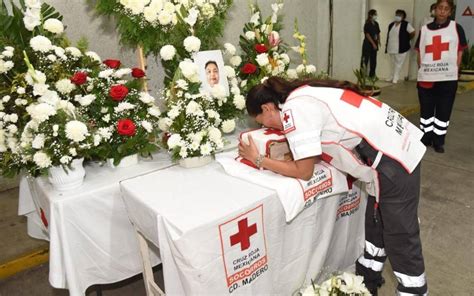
top-left (282, 96), bottom-right (326, 161)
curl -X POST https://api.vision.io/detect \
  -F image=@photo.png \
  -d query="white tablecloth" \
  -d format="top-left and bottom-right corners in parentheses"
top-left (120, 162), bottom-right (367, 295)
top-left (18, 153), bottom-right (173, 296)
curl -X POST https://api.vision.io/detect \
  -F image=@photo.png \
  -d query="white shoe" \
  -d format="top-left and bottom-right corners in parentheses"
top-left (392, 79), bottom-right (398, 84)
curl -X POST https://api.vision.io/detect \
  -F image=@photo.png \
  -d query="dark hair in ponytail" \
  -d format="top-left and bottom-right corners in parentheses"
top-left (246, 76), bottom-right (362, 116)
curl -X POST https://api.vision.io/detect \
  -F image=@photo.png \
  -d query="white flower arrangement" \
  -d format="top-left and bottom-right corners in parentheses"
top-left (300, 272), bottom-right (371, 296)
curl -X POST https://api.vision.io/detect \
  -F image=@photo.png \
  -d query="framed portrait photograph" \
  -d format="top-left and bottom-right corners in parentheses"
top-left (194, 50), bottom-right (229, 96)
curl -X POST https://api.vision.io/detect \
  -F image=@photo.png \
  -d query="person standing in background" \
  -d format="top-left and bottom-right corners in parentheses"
top-left (422, 3), bottom-right (437, 26)
top-left (385, 9), bottom-right (415, 83)
top-left (361, 9), bottom-right (380, 78)
top-left (416, 0), bottom-right (468, 153)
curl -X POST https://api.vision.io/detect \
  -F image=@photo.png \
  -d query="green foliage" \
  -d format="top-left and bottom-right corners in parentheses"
top-left (353, 65), bottom-right (378, 91)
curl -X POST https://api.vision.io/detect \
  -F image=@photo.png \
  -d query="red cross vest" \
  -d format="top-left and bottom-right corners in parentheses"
top-left (417, 21), bottom-right (459, 81)
top-left (285, 87), bottom-right (426, 199)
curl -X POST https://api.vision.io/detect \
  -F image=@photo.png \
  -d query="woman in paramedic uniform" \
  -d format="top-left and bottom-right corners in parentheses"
top-left (238, 76), bottom-right (427, 295)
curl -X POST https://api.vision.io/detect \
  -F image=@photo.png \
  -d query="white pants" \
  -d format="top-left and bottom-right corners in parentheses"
top-left (389, 52), bottom-right (407, 82)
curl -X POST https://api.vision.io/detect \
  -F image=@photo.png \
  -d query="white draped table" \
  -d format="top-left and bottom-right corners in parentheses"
top-left (120, 161), bottom-right (367, 295)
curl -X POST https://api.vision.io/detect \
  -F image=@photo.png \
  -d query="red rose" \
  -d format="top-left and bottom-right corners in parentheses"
top-left (117, 119), bottom-right (136, 136)
top-left (103, 59), bottom-right (121, 69)
top-left (109, 85), bottom-right (129, 101)
top-left (241, 63), bottom-right (257, 74)
top-left (70, 71), bottom-right (88, 85)
top-left (131, 67), bottom-right (146, 78)
top-left (254, 43), bottom-right (268, 53)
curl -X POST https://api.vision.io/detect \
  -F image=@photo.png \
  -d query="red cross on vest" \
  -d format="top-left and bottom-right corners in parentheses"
top-left (425, 35), bottom-right (450, 61)
top-left (263, 128), bottom-right (284, 136)
top-left (283, 113), bottom-right (290, 123)
top-left (230, 218), bottom-right (257, 251)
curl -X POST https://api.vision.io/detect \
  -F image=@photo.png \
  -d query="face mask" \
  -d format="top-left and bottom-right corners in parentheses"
top-left (372, 15), bottom-right (378, 21)
top-left (395, 16), bottom-right (402, 22)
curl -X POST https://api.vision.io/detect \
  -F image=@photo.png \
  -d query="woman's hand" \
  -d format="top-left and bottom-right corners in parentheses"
top-left (238, 135), bottom-right (260, 165)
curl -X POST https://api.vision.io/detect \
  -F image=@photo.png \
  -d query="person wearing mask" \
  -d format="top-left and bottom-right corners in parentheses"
top-left (422, 3), bottom-right (437, 26)
top-left (361, 9), bottom-right (380, 78)
top-left (385, 9), bottom-right (415, 83)
top-left (239, 76), bottom-right (428, 295)
top-left (415, 0), bottom-right (468, 153)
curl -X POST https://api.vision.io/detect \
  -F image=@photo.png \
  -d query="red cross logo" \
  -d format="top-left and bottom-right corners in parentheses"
top-left (263, 128), bottom-right (284, 136)
top-left (425, 35), bottom-right (449, 61)
top-left (283, 113), bottom-right (290, 123)
top-left (230, 218), bottom-right (257, 251)
top-left (340, 90), bottom-right (382, 108)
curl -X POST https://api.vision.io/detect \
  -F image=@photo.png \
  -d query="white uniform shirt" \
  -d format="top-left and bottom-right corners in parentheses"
top-left (387, 22), bottom-right (415, 54)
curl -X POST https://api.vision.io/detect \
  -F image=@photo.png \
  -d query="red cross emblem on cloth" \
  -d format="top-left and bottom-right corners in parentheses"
top-left (263, 128), bottom-right (284, 136)
top-left (283, 113), bottom-right (290, 123)
top-left (425, 35), bottom-right (449, 61)
top-left (230, 218), bottom-right (257, 251)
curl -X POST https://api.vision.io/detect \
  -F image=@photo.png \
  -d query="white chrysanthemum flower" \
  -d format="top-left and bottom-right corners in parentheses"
top-left (201, 3), bottom-right (215, 18)
top-left (224, 43), bottom-right (236, 55)
top-left (65, 47), bottom-right (82, 57)
top-left (39, 90), bottom-right (60, 106)
top-left (69, 147), bottom-right (77, 156)
top-left (221, 119), bottom-right (235, 133)
top-left (163, 2), bottom-right (175, 13)
top-left (141, 120), bottom-right (153, 133)
top-left (30, 35), bottom-right (52, 52)
top-left (208, 127), bottom-right (222, 144)
top-left (160, 45), bottom-right (176, 61)
top-left (33, 83), bottom-right (49, 96)
top-left (2, 95), bottom-right (10, 102)
top-left (102, 114), bottom-right (110, 123)
top-left (60, 155), bottom-right (73, 164)
top-left (158, 117), bottom-right (172, 132)
top-left (306, 64), bottom-right (317, 73)
top-left (179, 146), bottom-right (188, 158)
top-left (114, 102), bottom-right (135, 113)
top-left (148, 0), bottom-right (164, 12)
top-left (148, 106), bottom-right (161, 118)
top-left (168, 105), bottom-right (181, 119)
top-left (99, 69), bottom-right (114, 78)
top-left (8, 113), bottom-right (18, 123)
top-left (179, 59), bottom-right (199, 82)
top-left (224, 65), bottom-right (236, 79)
top-left (229, 55), bottom-right (242, 67)
top-left (230, 86), bottom-right (240, 96)
top-left (7, 124), bottom-right (17, 134)
top-left (85, 51), bottom-right (101, 62)
top-left (287, 69), bottom-right (298, 79)
top-left (185, 101), bottom-right (201, 115)
top-left (65, 120), bottom-right (88, 142)
top-left (33, 151), bottom-right (52, 168)
top-left (296, 64), bottom-right (306, 74)
top-left (158, 11), bottom-right (172, 25)
top-left (175, 79), bottom-right (188, 90)
top-left (123, 0), bottom-right (146, 14)
top-left (256, 53), bottom-right (269, 66)
top-left (245, 31), bottom-right (256, 40)
top-left (114, 68), bottom-right (132, 78)
top-left (183, 36), bottom-right (201, 52)
top-left (211, 84), bottom-right (226, 98)
top-left (26, 103), bottom-right (56, 123)
top-left (167, 134), bottom-right (182, 149)
top-left (139, 92), bottom-right (155, 104)
top-left (4, 46), bottom-right (14, 52)
top-left (43, 18), bottom-right (64, 34)
top-left (56, 100), bottom-right (76, 114)
top-left (143, 6), bottom-right (159, 22)
top-left (55, 79), bottom-right (76, 94)
top-left (74, 94), bottom-right (96, 106)
top-left (200, 142), bottom-right (212, 155)
top-left (47, 54), bottom-right (57, 62)
top-left (98, 127), bottom-right (112, 140)
top-left (0, 60), bottom-right (14, 74)
top-left (1, 50), bottom-right (13, 58)
top-left (233, 95), bottom-right (246, 110)
top-left (32, 133), bottom-right (45, 149)
top-left (280, 53), bottom-right (290, 65)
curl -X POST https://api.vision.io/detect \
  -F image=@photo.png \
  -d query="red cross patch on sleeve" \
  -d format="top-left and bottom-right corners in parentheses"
top-left (282, 109), bottom-right (295, 133)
